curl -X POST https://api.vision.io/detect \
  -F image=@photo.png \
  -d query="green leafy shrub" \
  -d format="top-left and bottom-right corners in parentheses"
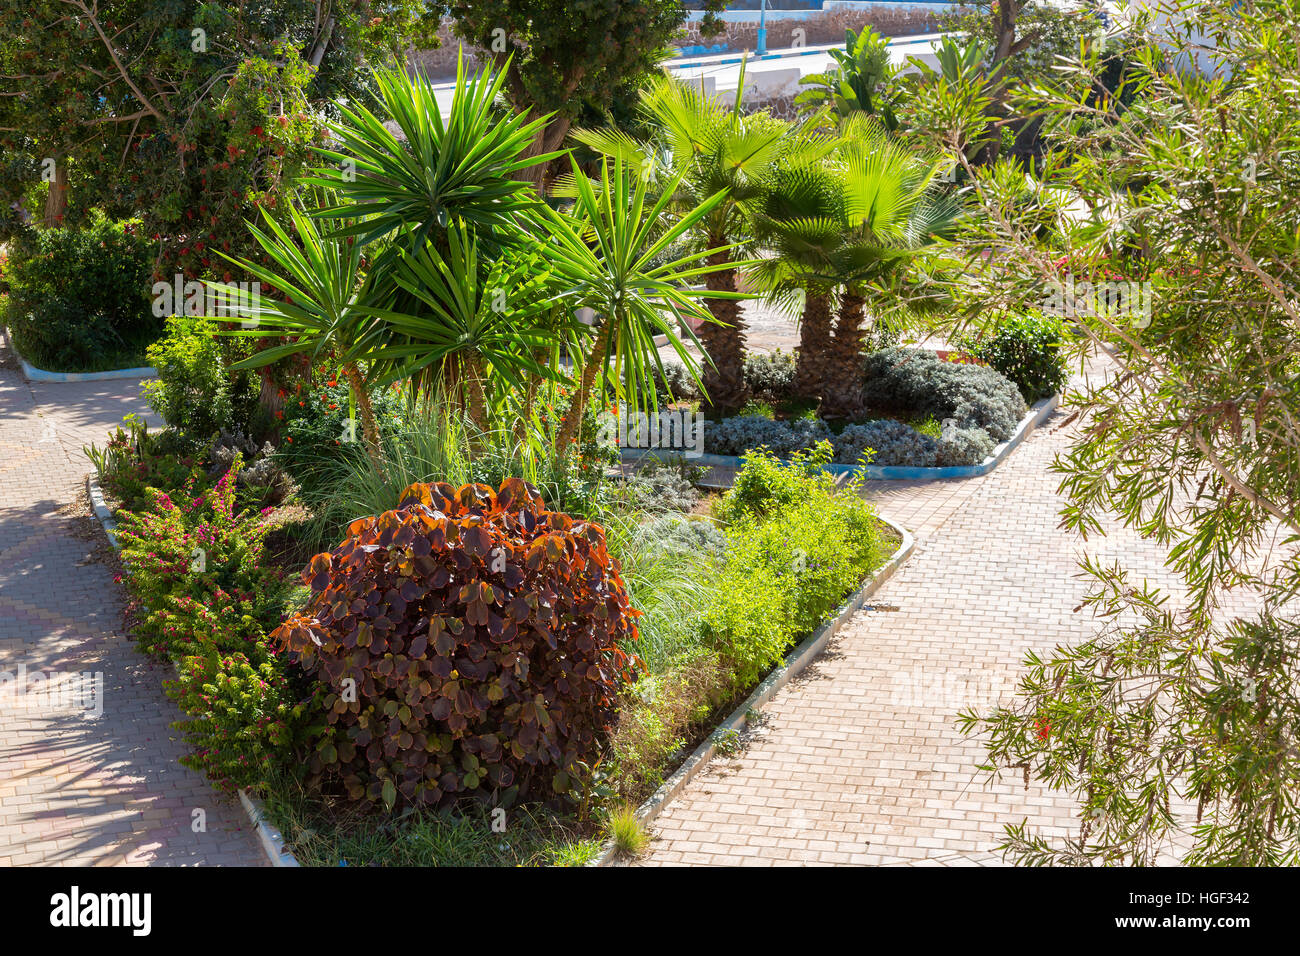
top-left (961, 312), bottom-right (1069, 403)
top-left (276, 374), bottom-right (409, 489)
top-left (143, 317), bottom-right (260, 443)
top-left (273, 478), bottom-right (641, 809)
top-left (608, 649), bottom-right (726, 800)
top-left (86, 415), bottom-right (211, 514)
top-left (706, 447), bottom-right (885, 689)
top-left (115, 456), bottom-right (301, 791)
top-left (166, 650), bottom-right (304, 793)
top-left (5, 210), bottom-right (161, 371)
top-left (716, 442), bottom-right (840, 523)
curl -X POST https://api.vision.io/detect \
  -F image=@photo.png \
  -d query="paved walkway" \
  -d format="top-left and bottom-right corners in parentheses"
top-left (0, 332), bottom-right (264, 865)
top-left (635, 359), bottom-right (1259, 866)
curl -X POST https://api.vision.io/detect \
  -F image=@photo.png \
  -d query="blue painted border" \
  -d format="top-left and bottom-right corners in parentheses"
top-left (5, 326), bottom-right (157, 382)
top-left (619, 392), bottom-right (1060, 481)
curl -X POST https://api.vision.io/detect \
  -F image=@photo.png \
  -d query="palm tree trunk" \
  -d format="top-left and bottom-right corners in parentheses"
top-left (698, 253), bottom-right (748, 418)
top-left (793, 290), bottom-right (834, 401)
top-left (342, 361), bottom-right (386, 475)
top-left (556, 320), bottom-right (613, 462)
top-left (819, 292), bottom-right (867, 420)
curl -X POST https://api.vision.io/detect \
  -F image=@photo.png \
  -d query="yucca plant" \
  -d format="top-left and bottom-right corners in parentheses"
top-left (362, 221), bottom-right (579, 431)
top-left (204, 197), bottom-right (390, 471)
top-left (542, 155), bottom-right (746, 459)
top-left (573, 69), bottom-right (830, 416)
top-left (304, 53), bottom-right (566, 252)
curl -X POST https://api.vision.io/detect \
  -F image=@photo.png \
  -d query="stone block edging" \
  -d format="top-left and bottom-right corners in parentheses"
top-left (593, 511), bottom-right (915, 865)
top-left (4, 327), bottom-right (157, 382)
top-left (619, 392), bottom-right (1060, 480)
top-left (86, 472), bottom-right (301, 868)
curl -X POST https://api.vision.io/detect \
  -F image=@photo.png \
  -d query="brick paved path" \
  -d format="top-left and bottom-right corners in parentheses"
top-left (0, 335), bottom-right (265, 865)
top-left (637, 365), bottom-right (1258, 866)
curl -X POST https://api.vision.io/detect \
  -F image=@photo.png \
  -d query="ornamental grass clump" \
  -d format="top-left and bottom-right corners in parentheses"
top-left (273, 478), bottom-right (641, 810)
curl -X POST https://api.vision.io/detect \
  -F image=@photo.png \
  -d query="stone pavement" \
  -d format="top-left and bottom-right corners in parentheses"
top-left (0, 332), bottom-right (265, 866)
top-left (634, 357), bottom-right (1251, 866)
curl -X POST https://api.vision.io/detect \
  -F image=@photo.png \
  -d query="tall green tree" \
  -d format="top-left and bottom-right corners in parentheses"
top-left (444, 0), bottom-right (725, 188)
top-left (0, 0), bottom-right (439, 260)
top-left (944, 0), bottom-right (1300, 865)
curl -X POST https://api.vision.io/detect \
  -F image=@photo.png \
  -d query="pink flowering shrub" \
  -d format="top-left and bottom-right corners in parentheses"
top-left (115, 454), bottom-right (308, 790)
top-left (116, 454), bottom-right (286, 660)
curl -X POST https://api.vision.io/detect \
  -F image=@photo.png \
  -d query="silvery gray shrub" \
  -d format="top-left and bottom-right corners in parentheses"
top-left (936, 426), bottom-right (995, 467)
top-left (861, 347), bottom-right (1027, 441)
top-left (834, 419), bottom-right (938, 467)
top-left (706, 415), bottom-right (832, 457)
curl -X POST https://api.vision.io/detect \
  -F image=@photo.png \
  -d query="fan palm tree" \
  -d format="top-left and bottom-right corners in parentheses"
top-left (572, 70), bottom-right (830, 416)
top-left (747, 159), bottom-right (843, 402)
top-left (820, 122), bottom-right (959, 418)
top-left (542, 155), bottom-right (747, 459)
top-left (751, 120), bottom-right (959, 418)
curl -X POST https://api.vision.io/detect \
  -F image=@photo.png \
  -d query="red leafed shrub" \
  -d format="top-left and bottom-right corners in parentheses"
top-left (272, 478), bottom-right (641, 809)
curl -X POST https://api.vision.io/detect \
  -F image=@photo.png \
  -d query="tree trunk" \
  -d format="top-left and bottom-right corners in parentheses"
top-left (819, 292), bottom-right (867, 421)
top-left (43, 161), bottom-right (67, 228)
top-left (698, 254), bottom-right (748, 417)
top-left (342, 361), bottom-right (387, 476)
top-left (514, 113), bottom-right (573, 190)
top-left (463, 353), bottom-right (490, 435)
top-left (793, 290), bottom-right (834, 401)
top-left (982, 0), bottom-right (1030, 166)
top-left (556, 319), bottom-right (613, 462)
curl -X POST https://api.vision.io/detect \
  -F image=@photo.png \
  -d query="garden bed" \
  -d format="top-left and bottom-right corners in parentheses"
top-left (594, 510), bottom-right (913, 865)
top-left (88, 402), bottom-right (903, 865)
top-left (620, 392), bottom-right (1060, 480)
top-left (6, 327), bottom-right (157, 382)
top-left (86, 470), bottom-right (297, 867)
